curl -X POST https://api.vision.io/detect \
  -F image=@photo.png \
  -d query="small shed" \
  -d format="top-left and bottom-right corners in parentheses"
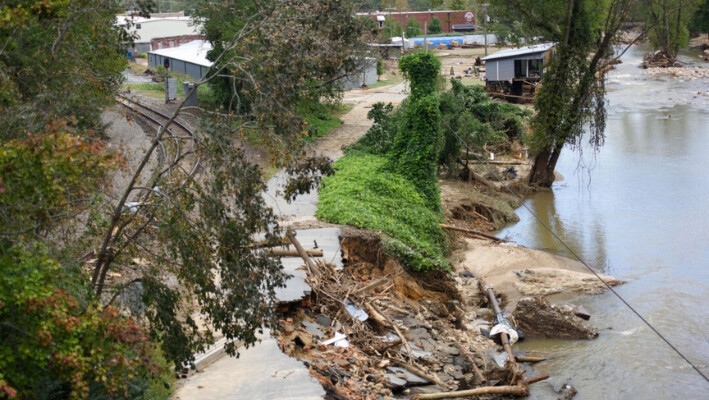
top-left (148, 40), bottom-right (213, 80)
top-left (481, 43), bottom-right (556, 100)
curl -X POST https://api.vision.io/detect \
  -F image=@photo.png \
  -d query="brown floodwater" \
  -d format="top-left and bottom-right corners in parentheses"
top-left (497, 45), bottom-right (709, 398)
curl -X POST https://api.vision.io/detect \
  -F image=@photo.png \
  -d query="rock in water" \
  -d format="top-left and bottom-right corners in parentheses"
top-left (512, 297), bottom-right (599, 340)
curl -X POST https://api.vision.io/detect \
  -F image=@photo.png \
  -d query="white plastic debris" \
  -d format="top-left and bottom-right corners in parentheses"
top-left (321, 332), bottom-right (349, 348)
top-left (490, 323), bottom-right (519, 345)
top-left (345, 300), bottom-right (369, 322)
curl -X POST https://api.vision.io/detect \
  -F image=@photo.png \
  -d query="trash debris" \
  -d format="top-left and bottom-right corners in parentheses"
top-left (345, 299), bottom-right (369, 322)
top-left (321, 332), bottom-right (349, 348)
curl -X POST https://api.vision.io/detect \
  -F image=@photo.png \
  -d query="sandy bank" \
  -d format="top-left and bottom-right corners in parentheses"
top-left (451, 237), bottom-right (622, 311)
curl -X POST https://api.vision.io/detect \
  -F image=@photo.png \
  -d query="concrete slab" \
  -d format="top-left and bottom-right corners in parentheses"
top-left (174, 329), bottom-right (325, 400)
top-left (274, 227), bottom-right (342, 303)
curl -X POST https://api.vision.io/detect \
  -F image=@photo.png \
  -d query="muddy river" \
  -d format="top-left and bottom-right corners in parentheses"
top-left (497, 45), bottom-right (709, 398)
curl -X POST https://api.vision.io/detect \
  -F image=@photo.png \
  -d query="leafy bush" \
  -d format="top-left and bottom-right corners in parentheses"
top-left (405, 18), bottom-right (422, 38)
top-left (137, 52), bottom-right (148, 59)
top-left (316, 153), bottom-right (448, 271)
top-left (429, 17), bottom-right (443, 34)
top-left (376, 59), bottom-right (384, 76)
top-left (345, 102), bottom-right (399, 154)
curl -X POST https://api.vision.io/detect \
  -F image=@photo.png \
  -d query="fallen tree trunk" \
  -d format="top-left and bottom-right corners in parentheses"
top-left (264, 248), bottom-right (323, 257)
top-left (412, 385), bottom-right (528, 399)
top-left (456, 159), bottom-right (495, 188)
top-left (286, 228), bottom-right (322, 278)
top-left (439, 223), bottom-right (506, 242)
top-left (251, 237), bottom-right (291, 247)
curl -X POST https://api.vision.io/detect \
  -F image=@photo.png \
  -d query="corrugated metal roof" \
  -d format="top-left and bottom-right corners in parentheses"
top-left (148, 40), bottom-right (213, 67)
top-left (481, 43), bottom-right (556, 61)
top-left (116, 16), bottom-right (194, 26)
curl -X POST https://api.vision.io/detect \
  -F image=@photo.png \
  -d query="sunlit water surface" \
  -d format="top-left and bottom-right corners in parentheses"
top-left (497, 45), bottom-right (709, 398)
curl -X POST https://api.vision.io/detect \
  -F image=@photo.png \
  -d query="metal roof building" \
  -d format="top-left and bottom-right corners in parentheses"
top-left (481, 43), bottom-right (556, 82)
top-left (148, 40), bottom-right (213, 80)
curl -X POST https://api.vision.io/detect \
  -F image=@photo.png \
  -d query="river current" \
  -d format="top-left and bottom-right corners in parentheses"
top-left (498, 45), bottom-right (709, 398)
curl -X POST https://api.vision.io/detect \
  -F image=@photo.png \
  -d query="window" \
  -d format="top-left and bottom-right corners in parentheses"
top-left (136, 23), bottom-right (141, 29)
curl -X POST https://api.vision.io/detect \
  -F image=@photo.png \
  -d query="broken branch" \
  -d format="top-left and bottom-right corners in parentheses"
top-left (439, 223), bottom-right (506, 242)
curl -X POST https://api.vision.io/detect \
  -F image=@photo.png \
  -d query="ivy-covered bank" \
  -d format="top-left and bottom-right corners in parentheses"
top-left (317, 51), bottom-right (531, 272)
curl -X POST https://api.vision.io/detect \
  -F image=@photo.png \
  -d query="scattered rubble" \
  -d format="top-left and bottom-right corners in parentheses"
top-left (645, 66), bottom-right (709, 80)
top-left (512, 297), bottom-right (599, 340)
top-left (274, 231), bottom-right (544, 399)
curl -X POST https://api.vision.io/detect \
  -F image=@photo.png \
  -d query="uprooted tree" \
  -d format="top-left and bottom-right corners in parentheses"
top-left (493, 0), bottom-right (634, 187)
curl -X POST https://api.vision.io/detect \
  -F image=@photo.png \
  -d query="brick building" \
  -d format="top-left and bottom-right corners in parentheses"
top-left (358, 10), bottom-right (476, 34)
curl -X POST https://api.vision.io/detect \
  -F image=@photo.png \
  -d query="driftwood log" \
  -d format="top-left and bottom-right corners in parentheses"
top-left (264, 248), bottom-right (323, 257)
top-left (439, 223), bottom-right (506, 242)
top-left (412, 385), bottom-right (528, 399)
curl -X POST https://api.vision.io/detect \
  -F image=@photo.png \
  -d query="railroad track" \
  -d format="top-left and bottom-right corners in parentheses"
top-left (116, 93), bottom-right (201, 194)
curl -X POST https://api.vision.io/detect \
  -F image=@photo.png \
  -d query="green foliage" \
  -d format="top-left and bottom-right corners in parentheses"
top-left (429, 17), bottom-right (443, 34)
top-left (299, 101), bottom-right (345, 142)
top-left (137, 53), bottom-right (148, 59)
top-left (381, 18), bottom-right (403, 41)
top-left (0, 122), bottom-right (120, 237)
top-left (398, 52), bottom-right (442, 98)
top-left (438, 79), bottom-right (529, 168)
top-left (642, 0), bottom-right (703, 56)
top-left (197, 0), bottom-right (369, 158)
top-left (388, 52), bottom-right (444, 209)
top-left (0, 0), bottom-right (142, 137)
top-left (0, 244), bottom-right (161, 399)
top-left (316, 153), bottom-right (448, 271)
top-left (388, 94), bottom-right (443, 210)
top-left (406, 18), bottom-right (422, 37)
top-left (346, 102), bottom-right (399, 154)
top-left (690, 0), bottom-right (709, 33)
top-left (376, 59), bottom-right (384, 76)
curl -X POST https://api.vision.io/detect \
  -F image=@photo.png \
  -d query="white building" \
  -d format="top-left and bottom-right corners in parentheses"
top-left (147, 40), bottom-right (213, 80)
top-left (117, 15), bottom-right (201, 54)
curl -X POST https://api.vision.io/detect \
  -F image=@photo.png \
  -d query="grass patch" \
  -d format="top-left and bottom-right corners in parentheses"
top-left (316, 152), bottom-right (448, 271)
top-left (300, 102), bottom-right (352, 142)
top-left (367, 76), bottom-right (404, 89)
top-left (125, 76), bottom-right (213, 101)
top-left (127, 62), bottom-right (149, 74)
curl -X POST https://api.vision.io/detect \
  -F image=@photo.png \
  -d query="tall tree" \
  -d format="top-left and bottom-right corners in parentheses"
top-left (85, 0), bottom-right (371, 367)
top-left (690, 0), bottom-right (709, 42)
top-left (492, 0), bottom-right (633, 187)
top-left (642, 0), bottom-right (703, 58)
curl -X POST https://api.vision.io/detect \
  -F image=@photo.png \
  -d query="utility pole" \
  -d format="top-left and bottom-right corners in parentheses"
top-left (424, 21), bottom-right (428, 52)
top-left (479, 3), bottom-right (490, 56)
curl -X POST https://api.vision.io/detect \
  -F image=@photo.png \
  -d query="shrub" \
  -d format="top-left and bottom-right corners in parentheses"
top-left (429, 17), bottom-right (443, 34)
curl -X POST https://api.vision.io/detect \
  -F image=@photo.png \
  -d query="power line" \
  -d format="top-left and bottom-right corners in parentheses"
top-left (444, 123), bottom-right (709, 383)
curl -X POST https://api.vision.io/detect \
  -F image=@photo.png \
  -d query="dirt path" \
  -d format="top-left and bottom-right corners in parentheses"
top-left (307, 82), bottom-right (408, 160)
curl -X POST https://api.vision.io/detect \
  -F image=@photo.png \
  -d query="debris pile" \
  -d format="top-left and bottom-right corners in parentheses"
top-left (512, 297), bottom-right (599, 340)
top-left (274, 231), bottom-right (547, 399)
top-left (640, 50), bottom-right (683, 69)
